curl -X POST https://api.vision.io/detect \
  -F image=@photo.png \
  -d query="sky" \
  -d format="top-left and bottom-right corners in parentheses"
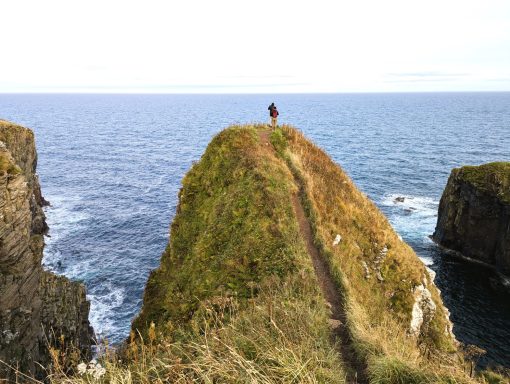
top-left (1, 0), bottom-right (509, 93)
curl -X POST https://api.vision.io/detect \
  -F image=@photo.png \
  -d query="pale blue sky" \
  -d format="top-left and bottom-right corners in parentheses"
top-left (1, 0), bottom-right (509, 93)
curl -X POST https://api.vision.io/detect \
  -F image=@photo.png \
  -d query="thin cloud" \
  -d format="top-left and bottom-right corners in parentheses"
top-left (219, 75), bottom-right (296, 79)
top-left (384, 72), bottom-right (470, 83)
top-left (387, 72), bottom-right (469, 78)
top-left (486, 77), bottom-right (510, 82)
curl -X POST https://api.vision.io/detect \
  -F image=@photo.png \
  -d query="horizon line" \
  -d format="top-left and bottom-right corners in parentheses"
top-left (2, 90), bottom-right (510, 95)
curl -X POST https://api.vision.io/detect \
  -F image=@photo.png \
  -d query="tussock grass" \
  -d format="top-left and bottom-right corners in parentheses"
top-left (46, 274), bottom-right (345, 383)
top-left (277, 125), bottom-right (489, 383)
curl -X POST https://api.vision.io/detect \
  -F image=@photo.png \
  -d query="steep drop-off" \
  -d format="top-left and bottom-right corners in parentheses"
top-left (0, 120), bottom-right (93, 380)
top-left (131, 125), bottom-right (480, 383)
top-left (433, 162), bottom-right (510, 275)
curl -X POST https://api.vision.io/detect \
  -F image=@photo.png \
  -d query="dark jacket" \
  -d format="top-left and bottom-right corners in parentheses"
top-left (268, 103), bottom-right (276, 117)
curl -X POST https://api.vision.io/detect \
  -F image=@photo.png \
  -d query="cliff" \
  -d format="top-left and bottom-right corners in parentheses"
top-left (129, 125), bottom-right (476, 383)
top-left (433, 162), bottom-right (510, 275)
top-left (0, 120), bottom-right (93, 380)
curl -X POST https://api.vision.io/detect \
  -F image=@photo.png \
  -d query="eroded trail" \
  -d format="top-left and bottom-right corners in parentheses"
top-left (260, 129), bottom-right (367, 384)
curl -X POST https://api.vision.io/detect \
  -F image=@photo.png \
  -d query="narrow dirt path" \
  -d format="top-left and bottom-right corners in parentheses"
top-left (259, 129), bottom-right (367, 384)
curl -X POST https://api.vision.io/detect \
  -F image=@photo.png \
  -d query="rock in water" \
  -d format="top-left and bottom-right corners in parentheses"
top-left (433, 162), bottom-right (510, 275)
top-left (0, 120), bottom-right (93, 380)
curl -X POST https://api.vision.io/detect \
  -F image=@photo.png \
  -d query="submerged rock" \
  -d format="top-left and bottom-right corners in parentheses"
top-left (0, 120), bottom-right (93, 379)
top-left (433, 162), bottom-right (510, 275)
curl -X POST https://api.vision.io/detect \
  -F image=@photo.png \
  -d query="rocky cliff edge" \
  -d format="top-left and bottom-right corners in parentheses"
top-left (433, 162), bottom-right (510, 276)
top-left (0, 120), bottom-right (93, 380)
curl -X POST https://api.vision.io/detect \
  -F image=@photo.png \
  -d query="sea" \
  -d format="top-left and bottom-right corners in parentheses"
top-left (1, 93), bottom-right (509, 368)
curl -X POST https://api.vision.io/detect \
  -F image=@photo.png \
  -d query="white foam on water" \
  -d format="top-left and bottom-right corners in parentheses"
top-left (418, 256), bottom-right (434, 267)
top-left (43, 196), bottom-right (89, 240)
top-left (87, 282), bottom-right (126, 340)
top-left (42, 194), bottom-right (90, 268)
top-left (379, 193), bottom-right (439, 266)
top-left (380, 193), bottom-right (439, 214)
top-left (143, 174), bottom-right (165, 194)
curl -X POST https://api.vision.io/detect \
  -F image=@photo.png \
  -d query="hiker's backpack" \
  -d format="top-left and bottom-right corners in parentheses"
top-left (272, 108), bottom-right (278, 118)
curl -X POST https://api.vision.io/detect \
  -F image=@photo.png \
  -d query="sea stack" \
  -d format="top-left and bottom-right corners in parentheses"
top-left (433, 162), bottom-right (510, 275)
top-left (0, 120), bottom-right (93, 379)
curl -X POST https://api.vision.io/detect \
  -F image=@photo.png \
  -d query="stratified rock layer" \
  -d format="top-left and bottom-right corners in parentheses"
top-left (0, 120), bottom-right (93, 380)
top-left (433, 162), bottom-right (510, 275)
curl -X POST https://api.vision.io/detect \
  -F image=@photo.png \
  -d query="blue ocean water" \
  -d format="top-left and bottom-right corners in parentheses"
top-left (1, 93), bottom-right (509, 368)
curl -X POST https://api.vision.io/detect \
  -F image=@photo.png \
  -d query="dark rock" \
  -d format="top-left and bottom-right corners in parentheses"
top-left (394, 196), bottom-right (405, 203)
top-left (433, 162), bottom-right (510, 276)
top-left (0, 120), bottom-right (93, 380)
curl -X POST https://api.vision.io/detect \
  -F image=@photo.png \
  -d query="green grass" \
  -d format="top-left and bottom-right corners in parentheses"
top-left (367, 357), bottom-right (432, 384)
top-left (127, 124), bottom-right (345, 382)
top-left (133, 126), bottom-right (300, 330)
top-left (455, 162), bottom-right (510, 204)
top-left (0, 152), bottom-right (21, 176)
top-left (478, 369), bottom-right (510, 384)
top-left (0, 119), bottom-right (35, 178)
top-left (277, 125), bottom-right (482, 383)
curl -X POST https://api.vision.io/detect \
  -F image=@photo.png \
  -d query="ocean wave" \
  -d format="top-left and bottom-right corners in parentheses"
top-left (43, 195), bottom-right (90, 237)
top-left (380, 193), bottom-right (439, 214)
top-left (379, 193), bottom-right (439, 266)
top-left (42, 195), bottom-right (90, 271)
top-left (87, 282), bottom-right (126, 340)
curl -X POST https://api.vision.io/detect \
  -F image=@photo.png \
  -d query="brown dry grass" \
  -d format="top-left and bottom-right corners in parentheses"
top-left (279, 125), bottom-right (485, 382)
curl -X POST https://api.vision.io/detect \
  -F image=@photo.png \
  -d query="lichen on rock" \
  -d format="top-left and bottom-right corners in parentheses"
top-left (433, 162), bottom-right (510, 275)
top-left (0, 120), bottom-right (93, 380)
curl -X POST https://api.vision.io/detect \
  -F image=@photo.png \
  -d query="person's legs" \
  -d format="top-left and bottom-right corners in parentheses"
top-left (271, 117), bottom-right (276, 129)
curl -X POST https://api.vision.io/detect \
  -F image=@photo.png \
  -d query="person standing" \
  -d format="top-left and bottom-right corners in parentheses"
top-left (268, 102), bottom-right (279, 129)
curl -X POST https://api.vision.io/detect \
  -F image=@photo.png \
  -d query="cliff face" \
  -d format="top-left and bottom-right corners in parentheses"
top-left (433, 163), bottom-right (510, 275)
top-left (0, 120), bottom-right (93, 379)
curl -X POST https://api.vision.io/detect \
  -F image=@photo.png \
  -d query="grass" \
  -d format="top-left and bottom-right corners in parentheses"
top-left (14, 123), bottom-right (507, 383)
top-left (454, 162), bottom-right (510, 204)
top-left (127, 124), bottom-right (346, 382)
top-left (0, 152), bottom-right (21, 176)
top-left (0, 119), bottom-right (35, 178)
top-left (43, 274), bottom-right (345, 383)
top-left (276, 125), bottom-right (490, 383)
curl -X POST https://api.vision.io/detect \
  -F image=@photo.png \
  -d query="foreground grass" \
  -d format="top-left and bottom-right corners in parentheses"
top-left (48, 274), bottom-right (344, 383)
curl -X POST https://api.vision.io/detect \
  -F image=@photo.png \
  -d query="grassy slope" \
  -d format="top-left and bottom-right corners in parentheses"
top-left (279, 126), bottom-right (486, 383)
top-left (455, 162), bottom-right (510, 204)
top-left (128, 125), bottom-right (345, 382)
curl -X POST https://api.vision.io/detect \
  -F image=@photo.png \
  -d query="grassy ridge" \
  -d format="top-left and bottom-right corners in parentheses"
top-left (128, 125), bottom-right (346, 382)
top-left (133, 126), bottom-right (300, 330)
